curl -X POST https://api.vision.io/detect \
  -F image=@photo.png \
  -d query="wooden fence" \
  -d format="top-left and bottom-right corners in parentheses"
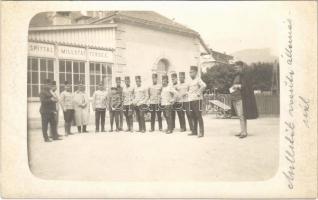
top-left (203, 93), bottom-right (280, 116)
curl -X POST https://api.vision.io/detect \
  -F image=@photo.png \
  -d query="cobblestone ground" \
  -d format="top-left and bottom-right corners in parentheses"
top-left (28, 115), bottom-right (279, 182)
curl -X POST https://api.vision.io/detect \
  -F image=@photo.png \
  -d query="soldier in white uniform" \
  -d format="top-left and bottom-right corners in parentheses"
top-left (133, 76), bottom-right (149, 133)
top-left (161, 75), bottom-right (178, 134)
top-left (59, 81), bottom-right (75, 136)
top-left (115, 77), bottom-right (124, 131)
top-left (122, 76), bottom-right (135, 132)
top-left (188, 66), bottom-right (206, 137)
top-left (171, 73), bottom-right (186, 132)
top-left (177, 72), bottom-right (194, 133)
top-left (92, 83), bottom-right (107, 132)
top-left (148, 73), bottom-right (163, 132)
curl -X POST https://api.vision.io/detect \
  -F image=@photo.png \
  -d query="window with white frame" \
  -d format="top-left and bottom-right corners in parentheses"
top-left (27, 57), bottom-right (54, 97)
top-left (59, 60), bottom-right (85, 93)
top-left (89, 62), bottom-right (112, 96)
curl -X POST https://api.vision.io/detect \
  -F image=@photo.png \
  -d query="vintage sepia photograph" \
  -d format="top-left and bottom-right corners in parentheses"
top-left (27, 10), bottom-right (280, 182)
top-left (1, 1), bottom-right (316, 198)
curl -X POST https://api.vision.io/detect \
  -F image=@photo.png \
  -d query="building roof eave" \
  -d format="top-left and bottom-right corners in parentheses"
top-left (90, 12), bottom-right (199, 37)
top-left (199, 36), bottom-right (212, 55)
top-left (29, 24), bottom-right (117, 32)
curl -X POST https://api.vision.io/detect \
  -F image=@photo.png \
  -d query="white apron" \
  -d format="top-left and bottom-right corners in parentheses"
top-left (73, 90), bottom-right (90, 126)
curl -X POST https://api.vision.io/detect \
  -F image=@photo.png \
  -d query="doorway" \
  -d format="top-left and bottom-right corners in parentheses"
top-left (156, 58), bottom-right (169, 84)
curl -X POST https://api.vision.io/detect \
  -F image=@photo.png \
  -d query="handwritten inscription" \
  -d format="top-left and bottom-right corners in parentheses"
top-left (298, 96), bottom-right (310, 128)
top-left (283, 121), bottom-right (295, 189)
top-left (285, 70), bottom-right (295, 117)
top-left (282, 18), bottom-right (296, 190)
top-left (285, 19), bottom-right (293, 65)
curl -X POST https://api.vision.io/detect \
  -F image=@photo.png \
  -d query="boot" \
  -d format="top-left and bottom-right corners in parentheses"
top-left (83, 125), bottom-right (88, 133)
top-left (77, 126), bottom-right (82, 133)
top-left (64, 124), bottom-right (68, 136)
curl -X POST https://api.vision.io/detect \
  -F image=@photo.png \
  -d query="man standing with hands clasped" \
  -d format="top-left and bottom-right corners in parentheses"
top-left (115, 77), bottom-right (124, 131)
top-left (148, 73), bottom-right (163, 132)
top-left (92, 83), bottom-right (107, 133)
top-left (133, 76), bottom-right (148, 133)
top-left (59, 81), bottom-right (75, 136)
top-left (122, 76), bottom-right (135, 132)
top-left (177, 71), bottom-right (194, 133)
top-left (171, 72), bottom-right (186, 132)
top-left (188, 66), bottom-right (206, 138)
top-left (161, 75), bottom-right (178, 134)
top-left (230, 61), bottom-right (258, 139)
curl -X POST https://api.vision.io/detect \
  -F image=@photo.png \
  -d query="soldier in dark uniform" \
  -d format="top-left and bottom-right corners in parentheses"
top-left (39, 79), bottom-right (61, 142)
top-left (171, 72), bottom-right (186, 132)
top-left (49, 81), bottom-right (61, 138)
top-left (148, 73), bottom-right (163, 132)
top-left (115, 77), bottom-right (124, 131)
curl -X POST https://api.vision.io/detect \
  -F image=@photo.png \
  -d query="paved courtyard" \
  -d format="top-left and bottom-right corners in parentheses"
top-left (28, 115), bottom-right (279, 182)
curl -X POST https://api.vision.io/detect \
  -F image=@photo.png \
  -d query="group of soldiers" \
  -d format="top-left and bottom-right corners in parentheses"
top-left (39, 65), bottom-right (206, 142)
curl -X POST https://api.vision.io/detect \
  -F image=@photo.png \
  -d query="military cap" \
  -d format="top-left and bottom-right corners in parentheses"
top-left (115, 77), bottom-right (121, 81)
top-left (162, 75), bottom-right (169, 80)
top-left (135, 75), bottom-right (141, 80)
top-left (152, 73), bottom-right (158, 78)
top-left (171, 72), bottom-right (177, 78)
top-left (45, 79), bottom-right (51, 85)
top-left (179, 72), bottom-right (185, 77)
top-left (125, 76), bottom-right (130, 80)
top-left (111, 87), bottom-right (117, 90)
top-left (190, 66), bottom-right (198, 71)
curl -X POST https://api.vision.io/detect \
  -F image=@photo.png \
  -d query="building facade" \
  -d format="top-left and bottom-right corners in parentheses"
top-left (28, 11), bottom-right (210, 120)
top-left (200, 49), bottom-right (234, 72)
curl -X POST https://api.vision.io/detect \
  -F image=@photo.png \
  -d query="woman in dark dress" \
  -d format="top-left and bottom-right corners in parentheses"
top-left (230, 61), bottom-right (259, 138)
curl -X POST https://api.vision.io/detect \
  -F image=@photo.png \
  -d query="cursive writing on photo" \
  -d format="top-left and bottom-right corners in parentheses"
top-left (298, 96), bottom-right (310, 128)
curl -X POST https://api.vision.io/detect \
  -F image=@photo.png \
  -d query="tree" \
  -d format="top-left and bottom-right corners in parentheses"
top-left (250, 62), bottom-right (274, 91)
top-left (201, 63), bottom-right (236, 94)
top-left (201, 62), bottom-right (276, 93)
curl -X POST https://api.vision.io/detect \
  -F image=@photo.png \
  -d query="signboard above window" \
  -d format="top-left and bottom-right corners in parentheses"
top-left (58, 45), bottom-right (86, 60)
top-left (28, 42), bottom-right (55, 58)
top-left (28, 43), bottom-right (114, 63)
top-left (88, 49), bottom-right (113, 63)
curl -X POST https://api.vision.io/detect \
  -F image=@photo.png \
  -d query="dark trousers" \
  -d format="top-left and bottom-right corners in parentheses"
top-left (135, 104), bottom-right (146, 131)
top-left (149, 104), bottom-right (162, 131)
top-left (63, 109), bottom-right (74, 135)
top-left (171, 102), bottom-right (186, 131)
top-left (163, 105), bottom-right (173, 132)
top-left (190, 100), bottom-right (204, 136)
top-left (109, 110), bottom-right (120, 130)
top-left (63, 109), bottom-right (74, 122)
top-left (95, 109), bottom-right (106, 131)
top-left (41, 112), bottom-right (58, 140)
top-left (119, 109), bottom-right (123, 130)
top-left (183, 102), bottom-right (194, 132)
top-left (123, 105), bottom-right (134, 131)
